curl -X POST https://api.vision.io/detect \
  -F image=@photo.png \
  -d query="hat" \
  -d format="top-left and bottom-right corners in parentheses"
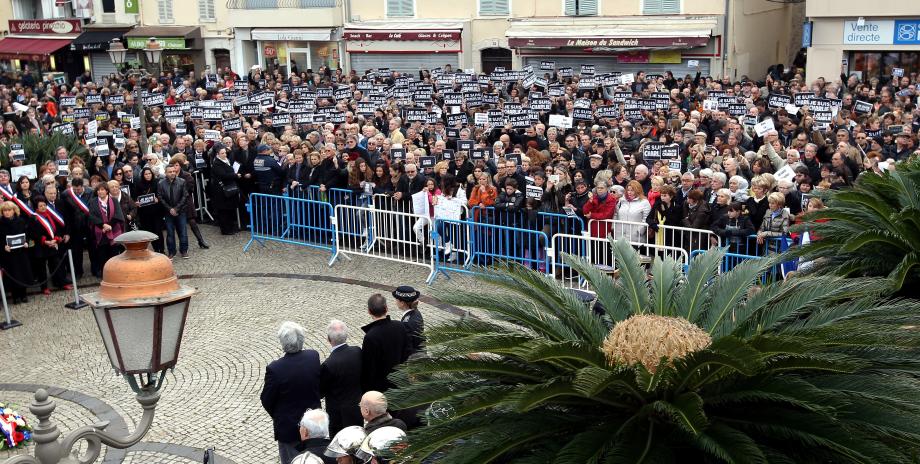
top-left (257, 144), bottom-right (271, 154)
top-left (695, 131), bottom-right (707, 138)
top-left (290, 453), bottom-right (324, 464)
top-left (355, 427), bottom-right (407, 463)
top-left (250, 65), bottom-right (260, 70)
top-left (896, 130), bottom-right (912, 138)
top-left (325, 426), bottom-right (367, 458)
top-left (392, 285), bottom-right (420, 303)
top-left (589, 153), bottom-right (603, 159)
top-left (681, 123), bottom-right (697, 133)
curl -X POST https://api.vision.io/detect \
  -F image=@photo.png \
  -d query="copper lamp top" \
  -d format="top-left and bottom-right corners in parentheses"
top-left (87, 230), bottom-right (196, 305)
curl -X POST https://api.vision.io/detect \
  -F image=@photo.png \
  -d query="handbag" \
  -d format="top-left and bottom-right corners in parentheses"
top-left (221, 182), bottom-right (239, 198)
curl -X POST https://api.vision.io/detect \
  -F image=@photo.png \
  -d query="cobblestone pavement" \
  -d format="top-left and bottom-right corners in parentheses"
top-left (0, 224), bottom-right (477, 463)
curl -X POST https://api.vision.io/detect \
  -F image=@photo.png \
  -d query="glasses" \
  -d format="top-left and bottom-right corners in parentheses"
top-left (115, 172), bottom-right (123, 176)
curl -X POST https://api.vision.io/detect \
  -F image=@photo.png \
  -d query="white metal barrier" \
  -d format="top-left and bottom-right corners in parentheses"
top-left (587, 219), bottom-right (720, 255)
top-left (550, 233), bottom-right (689, 292)
top-left (331, 204), bottom-right (435, 273)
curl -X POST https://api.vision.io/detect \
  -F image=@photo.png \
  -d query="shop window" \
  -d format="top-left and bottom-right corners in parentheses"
top-left (565, 0), bottom-right (597, 16)
top-left (479, 0), bottom-right (509, 16)
top-left (643, 0), bottom-right (680, 15)
top-left (386, 0), bottom-right (414, 17)
top-left (158, 0), bottom-right (174, 23)
top-left (199, 0), bottom-right (215, 21)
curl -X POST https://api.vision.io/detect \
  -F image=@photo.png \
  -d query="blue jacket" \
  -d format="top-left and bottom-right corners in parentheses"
top-left (253, 154), bottom-right (285, 191)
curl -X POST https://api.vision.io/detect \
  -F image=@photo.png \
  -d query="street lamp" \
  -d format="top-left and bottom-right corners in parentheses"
top-left (2, 231), bottom-right (197, 464)
top-left (143, 37), bottom-right (163, 67)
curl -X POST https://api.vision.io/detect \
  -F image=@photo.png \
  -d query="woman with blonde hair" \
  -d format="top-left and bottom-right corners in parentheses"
top-left (616, 180), bottom-right (652, 243)
top-left (756, 191), bottom-right (791, 253)
top-left (0, 201), bottom-right (32, 303)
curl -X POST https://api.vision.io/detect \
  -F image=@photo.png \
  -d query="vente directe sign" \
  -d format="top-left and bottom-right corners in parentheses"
top-left (126, 37), bottom-right (186, 49)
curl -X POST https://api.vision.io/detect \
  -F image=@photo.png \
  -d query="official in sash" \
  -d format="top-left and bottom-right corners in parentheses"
top-left (60, 178), bottom-right (92, 279)
top-left (28, 196), bottom-right (72, 295)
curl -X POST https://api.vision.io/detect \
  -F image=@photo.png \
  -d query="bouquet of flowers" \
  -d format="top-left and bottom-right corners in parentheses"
top-left (0, 402), bottom-right (33, 451)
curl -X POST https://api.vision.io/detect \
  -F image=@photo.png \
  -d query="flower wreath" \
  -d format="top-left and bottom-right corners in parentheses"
top-left (0, 402), bottom-right (33, 451)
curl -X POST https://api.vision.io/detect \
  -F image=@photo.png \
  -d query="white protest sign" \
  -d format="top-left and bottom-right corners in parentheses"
top-left (86, 120), bottom-right (98, 137)
top-left (775, 165), bottom-right (796, 183)
top-left (688, 60), bottom-right (699, 68)
top-left (784, 104), bottom-right (799, 115)
top-left (11, 164), bottom-right (37, 179)
top-left (893, 68), bottom-right (904, 77)
top-left (702, 100), bottom-right (718, 111)
top-left (474, 112), bottom-right (488, 126)
top-left (526, 185), bottom-right (543, 199)
top-left (620, 73), bottom-right (635, 85)
top-left (130, 117), bottom-right (141, 129)
top-left (412, 190), bottom-right (430, 219)
top-left (434, 197), bottom-right (463, 220)
top-left (754, 118), bottom-right (775, 137)
top-left (548, 114), bottom-right (573, 129)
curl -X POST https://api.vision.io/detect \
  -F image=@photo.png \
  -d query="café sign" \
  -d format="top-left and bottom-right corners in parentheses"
top-left (8, 19), bottom-right (82, 35)
top-left (344, 30), bottom-right (462, 41)
top-left (507, 36), bottom-right (709, 48)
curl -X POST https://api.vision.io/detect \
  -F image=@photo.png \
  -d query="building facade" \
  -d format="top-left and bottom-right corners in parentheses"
top-left (224, 0), bottom-right (344, 76)
top-left (806, 0), bottom-right (920, 82)
top-left (343, 0), bottom-right (804, 79)
top-left (135, 0), bottom-right (233, 74)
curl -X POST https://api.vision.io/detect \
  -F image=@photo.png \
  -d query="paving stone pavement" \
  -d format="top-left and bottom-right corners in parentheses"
top-left (0, 224), bottom-right (478, 464)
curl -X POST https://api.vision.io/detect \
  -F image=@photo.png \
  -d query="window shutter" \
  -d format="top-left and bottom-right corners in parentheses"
top-left (387, 0), bottom-right (414, 17)
top-left (660, 0), bottom-right (680, 13)
top-left (578, 0), bottom-right (597, 15)
top-left (480, 0), bottom-right (509, 15)
top-left (158, 0), bottom-right (173, 21)
top-left (199, 0), bottom-right (215, 20)
top-left (564, 0), bottom-right (577, 16)
top-left (642, 0), bottom-right (660, 14)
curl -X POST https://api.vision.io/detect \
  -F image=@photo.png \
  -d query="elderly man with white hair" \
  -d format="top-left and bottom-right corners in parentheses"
top-left (321, 320), bottom-right (363, 436)
top-left (261, 321), bottom-right (322, 464)
top-left (290, 409), bottom-right (337, 464)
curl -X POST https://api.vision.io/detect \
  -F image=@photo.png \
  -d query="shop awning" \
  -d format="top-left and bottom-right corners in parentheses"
top-left (506, 16), bottom-right (716, 49)
top-left (0, 37), bottom-right (73, 61)
top-left (251, 28), bottom-right (334, 41)
top-left (344, 21), bottom-right (463, 41)
top-left (70, 28), bottom-right (131, 52)
top-left (124, 26), bottom-right (202, 50)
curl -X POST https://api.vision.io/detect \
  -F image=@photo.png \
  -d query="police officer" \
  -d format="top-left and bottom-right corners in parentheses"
top-left (252, 144), bottom-right (285, 195)
top-left (392, 285), bottom-right (424, 356)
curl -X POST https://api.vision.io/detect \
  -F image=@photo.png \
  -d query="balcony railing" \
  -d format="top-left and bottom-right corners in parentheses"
top-left (227, 0), bottom-right (336, 9)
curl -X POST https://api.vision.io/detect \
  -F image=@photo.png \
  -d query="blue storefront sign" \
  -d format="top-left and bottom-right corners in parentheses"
top-left (802, 21), bottom-right (813, 48)
top-left (894, 20), bottom-right (920, 45)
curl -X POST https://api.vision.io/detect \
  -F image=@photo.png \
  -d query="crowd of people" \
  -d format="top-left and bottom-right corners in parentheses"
top-left (260, 287), bottom-right (424, 463)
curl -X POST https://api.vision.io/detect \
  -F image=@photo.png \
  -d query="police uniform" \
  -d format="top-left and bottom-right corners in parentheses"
top-left (393, 286), bottom-right (425, 355)
top-left (252, 145), bottom-right (285, 195)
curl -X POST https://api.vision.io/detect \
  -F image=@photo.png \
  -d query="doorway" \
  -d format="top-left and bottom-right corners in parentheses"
top-left (481, 47), bottom-right (512, 74)
top-left (288, 48), bottom-right (310, 77)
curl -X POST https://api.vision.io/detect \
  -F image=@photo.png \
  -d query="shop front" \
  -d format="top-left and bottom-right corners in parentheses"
top-left (0, 19), bottom-right (85, 80)
top-left (124, 26), bottom-right (204, 75)
top-left (506, 17), bottom-right (718, 78)
top-left (344, 22), bottom-right (464, 74)
top-left (809, 17), bottom-right (920, 81)
top-left (251, 28), bottom-right (341, 76)
top-left (71, 26), bottom-right (135, 82)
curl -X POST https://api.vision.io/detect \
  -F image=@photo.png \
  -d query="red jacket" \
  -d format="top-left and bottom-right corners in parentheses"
top-left (583, 194), bottom-right (618, 238)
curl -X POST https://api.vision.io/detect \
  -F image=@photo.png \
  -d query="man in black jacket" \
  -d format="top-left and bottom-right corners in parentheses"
top-left (59, 178), bottom-right (92, 278)
top-left (361, 294), bottom-right (411, 393)
top-left (157, 164), bottom-right (188, 259)
top-left (261, 321), bottom-right (322, 464)
top-left (393, 286), bottom-right (424, 356)
top-left (320, 320), bottom-right (363, 436)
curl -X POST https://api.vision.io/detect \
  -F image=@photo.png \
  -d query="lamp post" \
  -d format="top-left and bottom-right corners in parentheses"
top-left (3, 231), bottom-right (197, 464)
top-left (108, 38), bottom-right (163, 155)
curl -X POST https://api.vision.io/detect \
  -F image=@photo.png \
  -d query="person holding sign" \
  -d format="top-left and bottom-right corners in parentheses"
top-left (135, 167), bottom-right (166, 252)
top-left (88, 183), bottom-right (125, 273)
top-left (0, 201), bottom-right (32, 304)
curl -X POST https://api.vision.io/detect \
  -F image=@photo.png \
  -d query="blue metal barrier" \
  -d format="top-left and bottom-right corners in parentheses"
top-left (290, 185), bottom-right (362, 208)
top-left (689, 248), bottom-right (791, 283)
top-left (244, 193), bottom-right (337, 263)
top-left (428, 218), bottom-right (549, 284)
top-left (470, 206), bottom-right (584, 236)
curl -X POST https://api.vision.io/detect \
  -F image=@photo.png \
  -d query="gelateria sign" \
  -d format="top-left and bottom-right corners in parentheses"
top-left (8, 19), bottom-right (83, 35)
top-left (508, 36), bottom-right (709, 48)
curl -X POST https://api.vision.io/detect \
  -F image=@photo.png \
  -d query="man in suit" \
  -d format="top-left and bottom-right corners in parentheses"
top-left (261, 321), bottom-right (322, 464)
top-left (59, 178), bottom-right (92, 279)
top-left (361, 294), bottom-right (411, 393)
top-left (392, 286), bottom-right (424, 356)
top-left (320, 320), bottom-right (363, 436)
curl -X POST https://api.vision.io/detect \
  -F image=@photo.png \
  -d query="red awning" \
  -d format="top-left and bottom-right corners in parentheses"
top-left (0, 37), bottom-right (72, 61)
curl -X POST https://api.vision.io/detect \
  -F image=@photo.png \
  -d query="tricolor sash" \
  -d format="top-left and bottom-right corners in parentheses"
top-left (66, 188), bottom-right (90, 214)
top-left (35, 213), bottom-right (55, 238)
top-left (46, 203), bottom-right (65, 227)
top-left (1, 185), bottom-right (35, 217)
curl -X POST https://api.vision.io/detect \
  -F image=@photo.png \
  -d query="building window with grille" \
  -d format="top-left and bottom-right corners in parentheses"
top-left (199, 0), bottom-right (215, 22)
top-left (386, 0), bottom-right (414, 17)
top-left (158, 0), bottom-right (174, 23)
top-left (564, 0), bottom-right (597, 16)
top-left (643, 0), bottom-right (680, 15)
top-left (479, 0), bottom-right (509, 16)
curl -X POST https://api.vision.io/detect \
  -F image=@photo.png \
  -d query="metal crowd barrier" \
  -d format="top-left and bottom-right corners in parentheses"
top-left (331, 205), bottom-right (434, 273)
top-left (587, 219), bottom-right (720, 256)
top-left (471, 206), bottom-right (584, 236)
top-left (244, 193), bottom-right (337, 263)
top-left (428, 218), bottom-right (550, 284)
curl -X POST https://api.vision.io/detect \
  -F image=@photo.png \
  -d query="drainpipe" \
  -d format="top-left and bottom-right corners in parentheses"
top-left (722, 0), bottom-right (730, 79)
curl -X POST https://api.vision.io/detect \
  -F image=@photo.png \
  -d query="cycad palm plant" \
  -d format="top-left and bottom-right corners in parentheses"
top-left (388, 240), bottom-right (920, 463)
top-left (788, 159), bottom-right (920, 293)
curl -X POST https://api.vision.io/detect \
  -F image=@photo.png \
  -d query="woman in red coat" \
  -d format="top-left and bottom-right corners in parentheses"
top-left (583, 182), bottom-right (620, 238)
